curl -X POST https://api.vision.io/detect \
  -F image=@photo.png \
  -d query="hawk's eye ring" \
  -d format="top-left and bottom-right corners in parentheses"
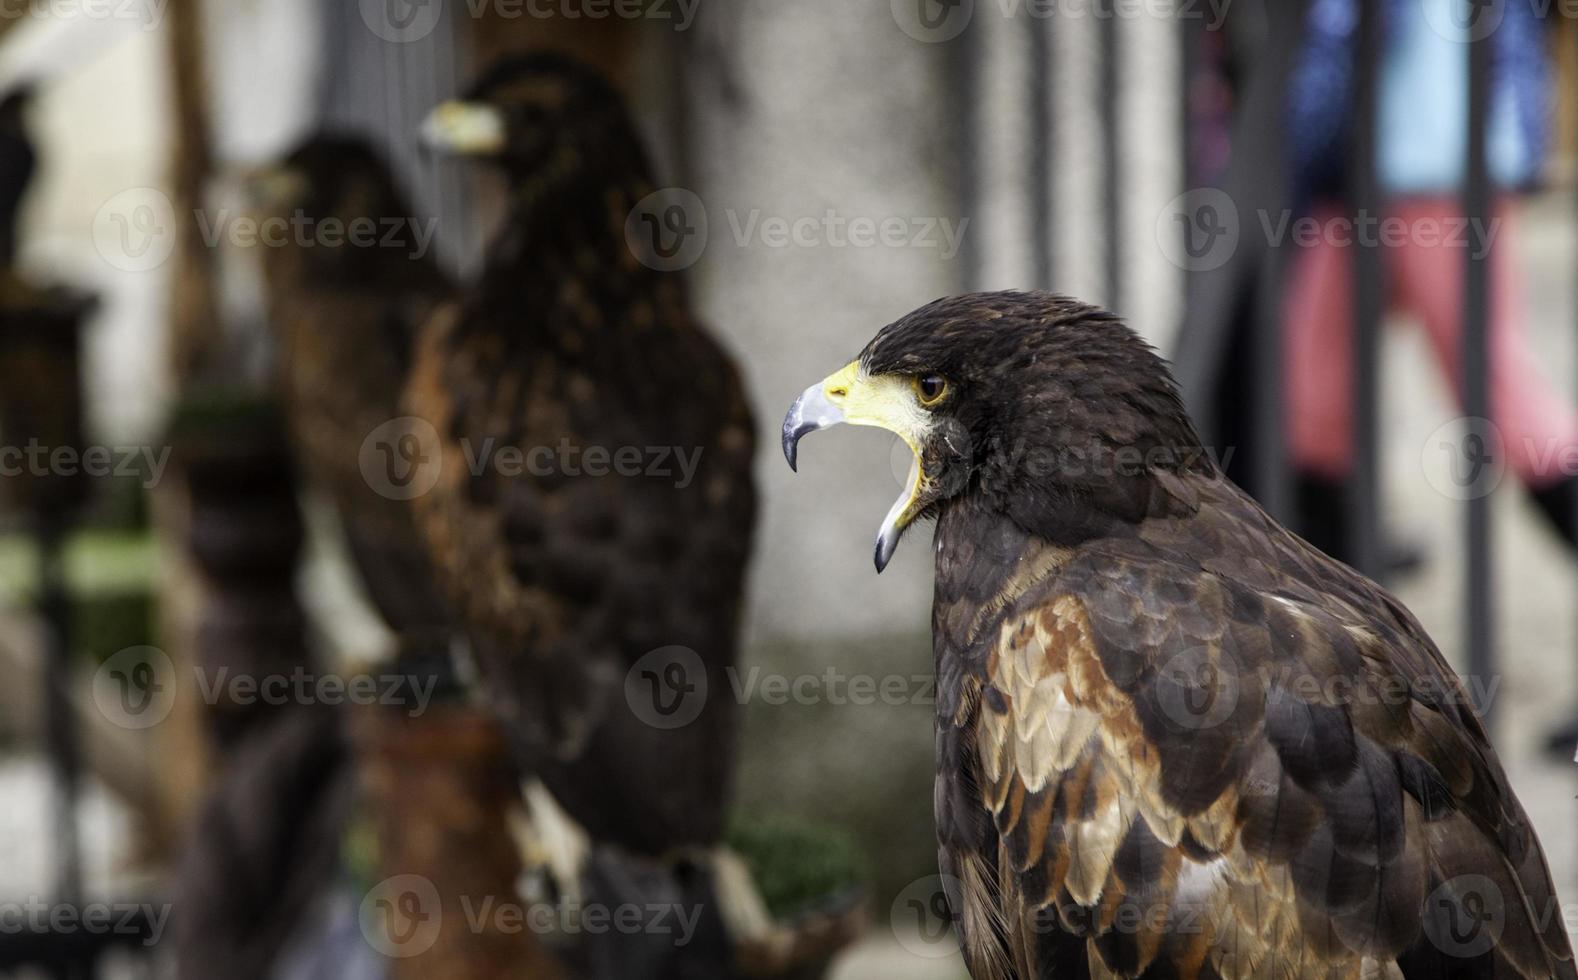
top-left (916, 375), bottom-right (948, 406)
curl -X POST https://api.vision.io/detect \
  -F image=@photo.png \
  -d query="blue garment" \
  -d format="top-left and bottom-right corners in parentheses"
top-left (1286, 0), bottom-right (1549, 200)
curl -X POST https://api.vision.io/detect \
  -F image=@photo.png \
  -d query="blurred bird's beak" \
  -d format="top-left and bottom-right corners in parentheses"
top-left (241, 165), bottom-right (306, 209)
top-left (420, 100), bottom-right (506, 156)
top-left (783, 360), bottom-right (934, 573)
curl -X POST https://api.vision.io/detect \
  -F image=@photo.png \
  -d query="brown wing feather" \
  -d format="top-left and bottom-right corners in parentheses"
top-left (933, 479), bottom-right (1575, 980)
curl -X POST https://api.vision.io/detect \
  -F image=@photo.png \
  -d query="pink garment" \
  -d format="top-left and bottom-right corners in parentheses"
top-left (1284, 196), bottom-right (1578, 486)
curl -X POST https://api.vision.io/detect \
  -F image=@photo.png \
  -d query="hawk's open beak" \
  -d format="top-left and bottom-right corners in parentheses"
top-left (420, 100), bottom-right (506, 156)
top-left (783, 361), bottom-right (933, 573)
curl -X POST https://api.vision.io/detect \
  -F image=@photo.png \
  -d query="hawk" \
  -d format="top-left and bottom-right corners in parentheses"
top-left (783, 291), bottom-right (1574, 979)
top-left (412, 54), bottom-right (756, 858)
top-left (253, 134), bottom-right (455, 640)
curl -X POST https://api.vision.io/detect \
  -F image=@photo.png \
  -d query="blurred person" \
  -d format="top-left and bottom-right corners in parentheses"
top-left (1282, 0), bottom-right (1578, 754)
top-left (1281, 0), bottom-right (1578, 559)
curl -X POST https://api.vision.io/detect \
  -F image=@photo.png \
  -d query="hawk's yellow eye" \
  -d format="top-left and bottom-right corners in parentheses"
top-left (916, 374), bottom-right (948, 406)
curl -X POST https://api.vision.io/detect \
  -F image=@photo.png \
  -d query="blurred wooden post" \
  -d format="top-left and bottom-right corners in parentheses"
top-left (166, 0), bottom-right (219, 384)
top-left (139, 0), bottom-right (224, 860)
top-left (356, 701), bottom-right (566, 979)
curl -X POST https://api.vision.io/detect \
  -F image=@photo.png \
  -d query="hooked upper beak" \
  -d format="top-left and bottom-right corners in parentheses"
top-left (782, 361), bottom-right (933, 573)
top-left (420, 100), bottom-right (506, 156)
top-left (782, 380), bottom-right (845, 472)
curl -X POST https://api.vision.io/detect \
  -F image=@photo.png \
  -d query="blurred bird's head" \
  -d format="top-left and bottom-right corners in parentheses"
top-left (419, 53), bottom-right (646, 182)
top-left (249, 135), bottom-right (407, 224)
top-left (783, 291), bottom-right (1210, 571)
top-left (246, 134), bottom-right (430, 282)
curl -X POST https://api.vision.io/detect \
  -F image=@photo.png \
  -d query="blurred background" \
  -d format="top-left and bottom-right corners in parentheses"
top-left (0, 0), bottom-right (1576, 977)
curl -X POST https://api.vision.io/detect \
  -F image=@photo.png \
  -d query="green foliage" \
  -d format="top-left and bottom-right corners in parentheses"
top-left (727, 812), bottom-right (868, 920)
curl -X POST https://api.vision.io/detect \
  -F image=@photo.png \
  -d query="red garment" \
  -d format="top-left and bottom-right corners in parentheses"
top-left (1284, 196), bottom-right (1578, 486)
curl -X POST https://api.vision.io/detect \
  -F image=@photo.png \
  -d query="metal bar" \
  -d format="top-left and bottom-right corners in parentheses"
top-left (1247, 0), bottom-right (1295, 524)
top-left (1100, 0), bottom-right (1121, 313)
top-left (1571, 14), bottom-right (1578, 755)
top-left (1029, 8), bottom-right (1053, 291)
top-left (1463, 9), bottom-right (1494, 724)
top-left (1347, 0), bottom-right (1384, 579)
top-left (1169, 0), bottom-right (1309, 448)
top-left (1252, 235), bottom-right (1291, 522)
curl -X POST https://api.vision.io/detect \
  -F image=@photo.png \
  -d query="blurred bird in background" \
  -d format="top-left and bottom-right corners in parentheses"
top-left (165, 137), bottom-right (465, 980)
top-left (412, 54), bottom-right (757, 976)
top-left (252, 135), bottom-right (457, 644)
top-left (785, 291), bottom-right (1574, 980)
